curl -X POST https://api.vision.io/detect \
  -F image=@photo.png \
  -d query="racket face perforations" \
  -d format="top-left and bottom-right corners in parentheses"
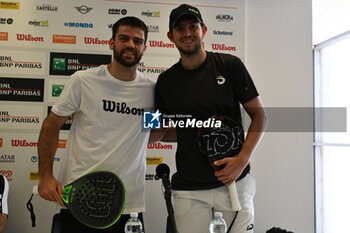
top-left (199, 116), bottom-right (244, 168)
top-left (65, 172), bottom-right (126, 229)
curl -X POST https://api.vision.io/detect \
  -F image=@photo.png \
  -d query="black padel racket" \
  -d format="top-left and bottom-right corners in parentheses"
top-left (32, 171), bottom-right (126, 229)
top-left (62, 171), bottom-right (126, 229)
top-left (198, 115), bottom-right (243, 211)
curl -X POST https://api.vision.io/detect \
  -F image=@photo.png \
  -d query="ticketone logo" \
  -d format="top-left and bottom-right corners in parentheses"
top-left (84, 37), bottom-right (109, 45)
top-left (149, 40), bottom-right (174, 48)
top-left (0, 32), bottom-right (8, 41)
top-left (212, 44), bottom-right (236, 52)
top-left (17, 34), bottom-right (44, 42)
top-left (53, 35), bottom-right (76, 44)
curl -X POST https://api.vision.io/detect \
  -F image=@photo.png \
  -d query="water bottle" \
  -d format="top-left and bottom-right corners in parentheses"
top-left (124, 212), bottom-right (143, 233)
top-left (209, 212), bottom-right (227, 233)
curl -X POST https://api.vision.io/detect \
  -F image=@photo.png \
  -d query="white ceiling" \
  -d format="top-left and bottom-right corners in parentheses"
top-left (313, 0), bottom-right (350, 44)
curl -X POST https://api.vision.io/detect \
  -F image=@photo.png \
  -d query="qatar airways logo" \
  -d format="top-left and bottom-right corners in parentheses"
top-left (149, 40), bottom-right (174, 48)
top-left (17, 34), bottom-right (44, 42)
top-left (84, 37), bottom-right (109, 45)
top-left (212, 44), bottom-right (236, 52)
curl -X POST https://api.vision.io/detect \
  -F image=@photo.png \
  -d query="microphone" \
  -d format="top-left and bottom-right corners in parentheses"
top-left (155, 163), bottom-right (171, 191)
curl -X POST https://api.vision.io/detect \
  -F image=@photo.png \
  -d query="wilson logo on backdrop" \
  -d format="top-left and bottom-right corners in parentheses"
top-left (212, 44), bottom-right (236, 52)
top-left (17, 34), bottom-right (44, 42)
top-left (149, 40), bottom-right (174, 48)
top-left (84, 37), bottom-right (109, 45)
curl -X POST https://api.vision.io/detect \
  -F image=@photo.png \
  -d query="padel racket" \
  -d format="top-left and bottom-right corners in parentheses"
top-left (198, 115), bottom-right (243, 211)
top-left (33, 171), bottom-right (126, 229)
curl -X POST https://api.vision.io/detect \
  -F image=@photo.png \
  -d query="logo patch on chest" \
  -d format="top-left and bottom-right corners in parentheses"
top-left (216, 75), bottom-right (226, 85)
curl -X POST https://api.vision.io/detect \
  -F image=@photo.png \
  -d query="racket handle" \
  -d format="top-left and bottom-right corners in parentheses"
top-left (32, 185), bottom-right (39, 195)
top-left (228, 182), bottom-right (241, 211)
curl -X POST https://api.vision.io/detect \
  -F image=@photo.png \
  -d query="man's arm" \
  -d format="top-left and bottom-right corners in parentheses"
top-left (148, 127), bottom-right (177, 145)
top-left (214, 96), bottom-right (267, 185)
top-left (37, 112), bottom-right (70, 207)
top-left (0, 214), bottom-right (6, 233)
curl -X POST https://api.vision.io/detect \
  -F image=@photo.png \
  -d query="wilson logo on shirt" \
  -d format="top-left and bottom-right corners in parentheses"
top-left (102, 100), bottom-right (144, 116)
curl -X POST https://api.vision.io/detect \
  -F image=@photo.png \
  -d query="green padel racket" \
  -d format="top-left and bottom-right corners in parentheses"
top-left (62, 171), bottom-right (126, 229)
top-left (31, 171), bottom-right (126, 229)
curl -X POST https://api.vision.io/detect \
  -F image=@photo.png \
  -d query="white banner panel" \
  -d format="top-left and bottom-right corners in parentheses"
top-left (0, 104), bottom-right (43, 130)
top-left (0, 49), bottom-right (46, 76)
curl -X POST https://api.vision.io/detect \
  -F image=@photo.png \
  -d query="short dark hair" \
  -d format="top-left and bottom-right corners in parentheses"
top-left (112, 16), bottom-right (148, 44)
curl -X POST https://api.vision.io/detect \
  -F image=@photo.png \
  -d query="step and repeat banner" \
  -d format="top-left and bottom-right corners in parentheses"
top-left (0, 0), bottom-right (245, 232)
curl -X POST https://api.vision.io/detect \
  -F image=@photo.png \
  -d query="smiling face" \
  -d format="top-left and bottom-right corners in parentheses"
top-left (168, 17), bottom-right (207, 56)
top-left (109, 25), bottom-right (147, 67)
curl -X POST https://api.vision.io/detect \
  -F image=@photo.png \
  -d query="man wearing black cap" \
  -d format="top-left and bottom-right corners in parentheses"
top-left (155, 4), bottom-right (267, 233)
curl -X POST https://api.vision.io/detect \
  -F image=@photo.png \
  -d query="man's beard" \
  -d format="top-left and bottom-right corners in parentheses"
top-left (114, 48), bottom-right (142, 67)
top-left (177, 39), bottom-right (202, 55)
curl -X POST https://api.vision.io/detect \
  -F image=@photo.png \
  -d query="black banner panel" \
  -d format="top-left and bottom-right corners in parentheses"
top-left (0, 77), bottom-right (44, 102)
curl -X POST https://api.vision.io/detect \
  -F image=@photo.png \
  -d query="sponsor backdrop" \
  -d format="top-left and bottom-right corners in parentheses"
top-left (0, 0), bottom-right (245, 232)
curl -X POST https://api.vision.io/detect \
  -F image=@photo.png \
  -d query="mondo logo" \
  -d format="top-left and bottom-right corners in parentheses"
top-left (64, 22), bottom-right (93, 28)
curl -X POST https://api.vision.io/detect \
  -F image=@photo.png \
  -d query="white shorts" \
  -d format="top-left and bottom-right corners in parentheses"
top-left (172, 173), bottom-right (256, 233)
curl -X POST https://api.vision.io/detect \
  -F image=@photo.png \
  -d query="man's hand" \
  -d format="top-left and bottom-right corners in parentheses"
top-left (213, 155), bottom-right (247, 186)
top-left (38, 176), bottom-right (64, 207)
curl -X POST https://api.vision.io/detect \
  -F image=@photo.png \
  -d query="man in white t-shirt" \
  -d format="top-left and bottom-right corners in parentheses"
top-left (37, 16), bottom-right (162, 232)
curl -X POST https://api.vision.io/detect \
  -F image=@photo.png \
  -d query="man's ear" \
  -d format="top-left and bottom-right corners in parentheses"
top-left (142, 44), bottom-right (147, 55)
top-left (167, 31), bottom-right (174, 43)
top-left (202, 25), bottom-right (208, 39)
top-left (109, 38), bottom-right (114, 50)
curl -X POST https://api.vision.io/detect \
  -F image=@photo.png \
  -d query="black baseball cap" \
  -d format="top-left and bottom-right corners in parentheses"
top-left (169, 4), bottom-right (203, 30)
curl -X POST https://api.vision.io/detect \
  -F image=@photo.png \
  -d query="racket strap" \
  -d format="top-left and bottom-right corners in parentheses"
top-left (226, 211), bottom-right (238, 233)
top-left (26, 193), bottom-right (36, 227)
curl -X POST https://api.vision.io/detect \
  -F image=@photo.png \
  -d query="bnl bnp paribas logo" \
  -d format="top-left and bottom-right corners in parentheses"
top-left (143, 110), bottom-right (161, 129)
top-left (53, 58), bottom-right (66, 70)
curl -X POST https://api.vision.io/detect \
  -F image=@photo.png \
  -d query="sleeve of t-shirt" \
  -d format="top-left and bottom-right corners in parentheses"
top-left (155, 74), bottom-right (167, 114)
top-left (51, 71), bottom-right (83, 116)
top-left (0, 174), bottom-right (9, 215)
top-left (229, 56), bottom-right (259, 104)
